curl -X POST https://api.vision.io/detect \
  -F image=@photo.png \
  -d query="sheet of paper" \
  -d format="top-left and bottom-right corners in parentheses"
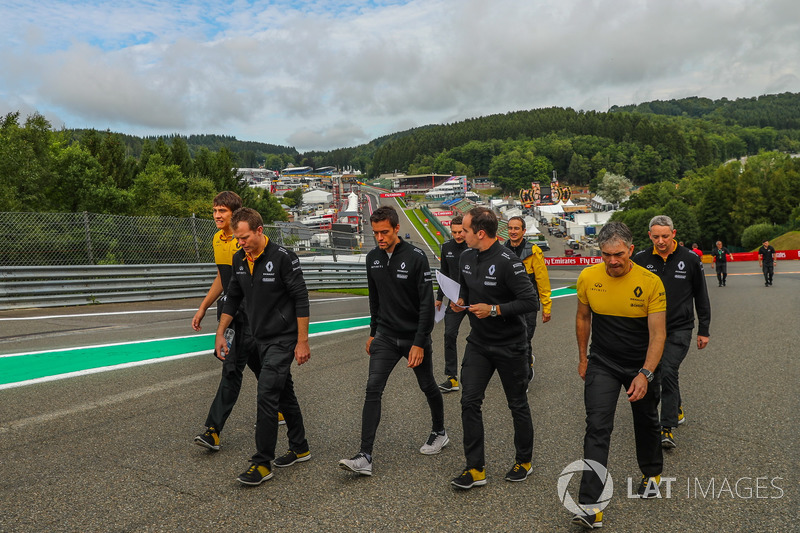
top-left (435, 270), bottom-right (467, 311)
top-left (434, 301), bottom-right (447, 323)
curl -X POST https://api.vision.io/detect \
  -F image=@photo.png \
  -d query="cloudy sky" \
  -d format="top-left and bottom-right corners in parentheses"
top-left (1, 0), bottom-right (798, 152)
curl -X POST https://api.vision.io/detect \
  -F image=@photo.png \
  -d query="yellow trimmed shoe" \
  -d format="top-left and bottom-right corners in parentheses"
top-left (504, 462), bottom-right (532, 482)
top-left (278, 412), bottom-right (286, 425)
top-left (637, 475), bottom-right (662, 498)
top-left (273, 450), bottom-right (311, 468)
top-left (438, 377), bottom-right (460, 392)
top-left (677, 405), bottom-right (686, 425)
top-left (572, 510), bottom-right (603, 529)
top-left (451, 468), bottom-right (487, 489)
top-left (237, 463), bottom-right (273, 486)
top-left (193, 427), bottom-right (220, 451)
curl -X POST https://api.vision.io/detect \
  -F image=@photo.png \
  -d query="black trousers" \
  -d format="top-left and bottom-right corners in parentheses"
top-left (762, 264), bottom-right (774, 284)
top-left (359, 333), bottom-right (444, 455)
top-left (460, 340), bottom-right (533, 470)
top-left (716, 263), bottom-right (728, 284)
top-left (442, 309), bottom-right (466, 379)
top-left (204, 315), bottom-right (261, 433)
top-left (579, 357), bottom-right (662, 505)
top-left (660, 329), bottom-right (692, 428)
top-left (524, 310), bottom-right (538, 380)
top-left (251, 338), bottom-right (308, 467)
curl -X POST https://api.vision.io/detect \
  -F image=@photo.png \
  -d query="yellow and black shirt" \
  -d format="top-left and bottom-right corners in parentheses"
top-left (212, 230), bottom-right (241, 295)
top-left (577, 262), bottom-right (666, 366)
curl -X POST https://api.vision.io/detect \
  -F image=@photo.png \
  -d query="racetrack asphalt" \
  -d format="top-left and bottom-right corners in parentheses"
top-left (0, 262), bottom-right (797, 532)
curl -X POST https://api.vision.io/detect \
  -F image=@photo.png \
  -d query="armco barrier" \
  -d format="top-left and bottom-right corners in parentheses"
top-left (0, 262), bottom-right (369, 310)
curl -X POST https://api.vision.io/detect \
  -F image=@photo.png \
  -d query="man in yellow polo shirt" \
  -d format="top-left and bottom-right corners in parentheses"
top-left (572, 221), bottom-right (667, 529)
top-left (192, 191), bottom-right (263, 452)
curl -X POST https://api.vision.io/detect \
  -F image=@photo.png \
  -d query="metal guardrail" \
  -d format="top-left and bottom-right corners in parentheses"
top-left (0, 262), bottom-right (371, 310)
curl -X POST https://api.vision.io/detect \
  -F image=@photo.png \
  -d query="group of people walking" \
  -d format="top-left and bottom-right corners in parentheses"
top-left (190, 191), bottom-right (717, 529)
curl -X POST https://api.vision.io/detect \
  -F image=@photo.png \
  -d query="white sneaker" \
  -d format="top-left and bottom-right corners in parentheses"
top-left (420, 431), bottom-right (449, 455)
top-left (338, 452), bottom-right (373, 476)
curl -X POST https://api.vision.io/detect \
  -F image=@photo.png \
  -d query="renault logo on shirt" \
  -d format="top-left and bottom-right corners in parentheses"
top-left (401, 262), bottom-right (406, 269)
top-left (633, 286), bottom-right (643, 298)
top-left (677, 260), bottom-right (685, 270)
top-left (489, 265), bottom-right (496, 275)
top-left (266, 261), bottom-right (274, 272)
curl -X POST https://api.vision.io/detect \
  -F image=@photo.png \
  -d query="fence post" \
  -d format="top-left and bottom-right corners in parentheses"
top-left (191, 213), bottom-right (201, 263)
top-left (82, 211), bottom-right (95, 265)
top-left (329, 230), bottom-right (337, 262)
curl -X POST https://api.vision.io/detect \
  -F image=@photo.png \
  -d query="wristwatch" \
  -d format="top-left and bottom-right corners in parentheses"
top-left (638, 368), bottom-right (654, 382)
top-left (490, 305), bottom-right (498, 317)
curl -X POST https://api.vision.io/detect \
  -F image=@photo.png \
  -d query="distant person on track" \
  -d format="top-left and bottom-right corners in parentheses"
top-left (504, 215), bottom-right (552, 382)
top-left (758, 240), bottom-right (776, 286)
top-left (435, 215), bottom-right (468, 393)
top-left (690, 243), bottom-right (703, 258)
top-left (633, 215), bottom-right (710, 450)
top-left (339, 205), bottom-right (447, 477)
top-left (449, 207), bottom-right (539, 489)
top-left (710, 241), bottom-right (733, 287)
top-left (215, 208), bottom-right (312, 486)
top-left (573, 221), bottom-right (666, 529)
top-left (192, 191), bottom-right (265, 453)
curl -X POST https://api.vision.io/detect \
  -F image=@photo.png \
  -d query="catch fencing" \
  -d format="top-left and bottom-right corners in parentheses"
top-left (0, 211), bottom-right (365, 266)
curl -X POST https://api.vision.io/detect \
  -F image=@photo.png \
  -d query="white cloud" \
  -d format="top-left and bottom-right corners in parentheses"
top-left (0, 0), bottom-right (798, 151)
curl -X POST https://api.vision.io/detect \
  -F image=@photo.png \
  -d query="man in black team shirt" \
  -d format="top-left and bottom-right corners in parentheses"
top-left (758, 240), bottom-right (777, 286)
top-left (339, 205), bottom-right (447, 476)
top-left (449, 207), bottom-right (539, 489)
top-left (711, 240), bottom-right (733, 287)
top-left (633, 215), bottom-right (710, 450)
top-left (435, 215), bottom-right (468, 392)
top-left (216, 208), bottom-right (312, 486)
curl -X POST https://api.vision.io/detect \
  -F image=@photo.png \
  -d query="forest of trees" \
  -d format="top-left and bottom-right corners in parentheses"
top-left (1, 113), bottom-right (287, 222)
top-left (610, 152), bottom-right (800, 250)
top-left (2, 92), bottom-right (800, 244)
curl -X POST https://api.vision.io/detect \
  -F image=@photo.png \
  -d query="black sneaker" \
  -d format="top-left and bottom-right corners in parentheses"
top-left (273, 450), bottom-right (311, 468)
top-left (193, 427), bottom-right (220, 451)
top-left (237, 463), bottom-right (273, 486)
top-left (661, 427), bottom-right (676, 449)
top-left (451, 468), bottom-right (487, 489)
top-left (636, 475), bottom-right (662, 498)
top-left (438, 377), bottom-right (459, 392)
top-left (571, 510), bottom-right (603, 529)
top-left (504, 462), bottom-right (532, 482)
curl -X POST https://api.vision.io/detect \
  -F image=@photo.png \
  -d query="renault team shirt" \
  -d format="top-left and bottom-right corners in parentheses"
top-left (213, 230), bottom-right (240, 294)
top-left (577, 262), bottom-right (666, 367)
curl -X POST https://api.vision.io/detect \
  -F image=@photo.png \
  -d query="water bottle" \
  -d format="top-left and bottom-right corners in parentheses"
top-left (223, 327), bottom-right (235, 356)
